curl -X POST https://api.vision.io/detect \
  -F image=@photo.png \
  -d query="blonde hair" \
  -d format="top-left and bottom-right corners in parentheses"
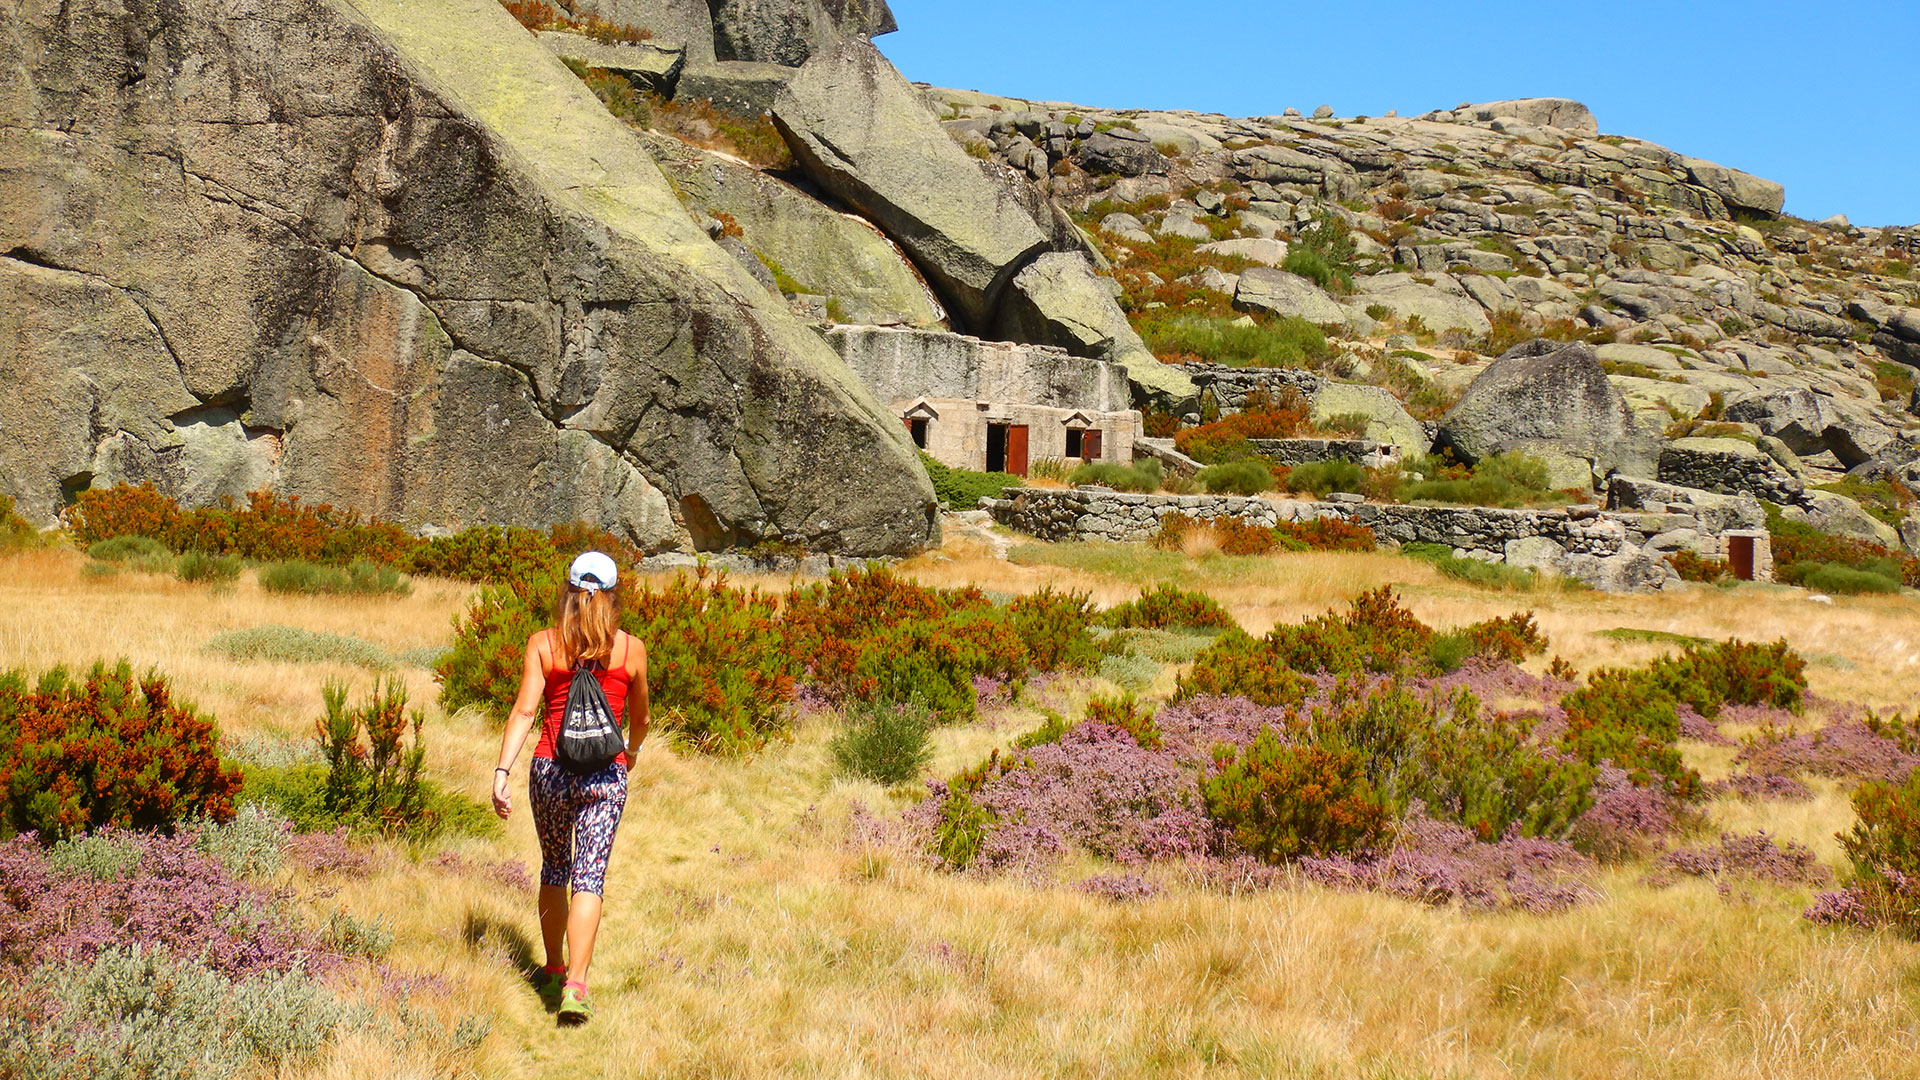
top-left (554, 583), bottom-right (620, 668)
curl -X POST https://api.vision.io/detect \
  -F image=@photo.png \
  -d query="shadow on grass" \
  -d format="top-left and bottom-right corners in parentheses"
top-left (462, 909), bottom-right (555, 1013)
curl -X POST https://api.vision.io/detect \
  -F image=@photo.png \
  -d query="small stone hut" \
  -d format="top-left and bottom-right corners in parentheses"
top-left (826, 326), bottom-right (1141, 476)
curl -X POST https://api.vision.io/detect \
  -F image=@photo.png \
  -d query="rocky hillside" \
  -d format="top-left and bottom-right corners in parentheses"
top-left (925, 88), bottom-right (1920, 546)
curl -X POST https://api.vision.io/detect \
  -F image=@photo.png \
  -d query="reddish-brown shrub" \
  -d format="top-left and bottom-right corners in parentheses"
top-left (0, 662), bottom-right (241, 841)
top-left (1463, 613), bottom-right (1549, 664)
top-left (65, 483), bottom-right (183, 546)
top-left (1277, 516), bottom-right (1376, 552)
top-left (1173, 390), bottom-right (1310, 463)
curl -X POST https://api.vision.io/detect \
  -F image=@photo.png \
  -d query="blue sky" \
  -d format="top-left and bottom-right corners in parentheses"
top-left (880, 0), bottom-right (1918, 227)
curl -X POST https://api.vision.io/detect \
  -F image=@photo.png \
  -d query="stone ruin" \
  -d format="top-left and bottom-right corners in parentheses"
top-left (827, 327), bottom-right (1141, 476)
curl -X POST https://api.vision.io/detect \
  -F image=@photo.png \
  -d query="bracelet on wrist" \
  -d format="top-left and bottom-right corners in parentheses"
top-left (494, 767), bottom-right (510, 776)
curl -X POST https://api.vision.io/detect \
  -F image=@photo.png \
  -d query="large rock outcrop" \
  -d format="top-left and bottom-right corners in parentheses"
top-left (770, 39), bottom-right (1051, 328)
top-left (0, 0), bottom-right (937, 555)
top-left (1437, 340), bottom-right (1659, 484)
top-left (637, 132), bottom-right (942, 326)
top-left (1465, 98), bottom-right (1599, 136)
top-left (771, 38), bottom-right (1194, 404)
top-left (710, 0), bottom-right (896, 65)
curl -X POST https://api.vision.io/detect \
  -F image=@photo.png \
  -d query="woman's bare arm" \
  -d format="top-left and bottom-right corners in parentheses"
top-left (625, 633), bottom-right (650, 760)
top-left (492, 633), bottom-right (548, 818)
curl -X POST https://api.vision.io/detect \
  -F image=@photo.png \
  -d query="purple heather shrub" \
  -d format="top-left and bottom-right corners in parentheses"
top-left (970, 723), bottom-right (1214, 869)
top-left (1651, 832), bottom-right (1831, 887)
top-left (1735, 720), bottom-right (1920, 783)
top-left (1076, 872), bottom-right (1165, 903)
top-left (1300, 814), bottom-right (1597, 914)
top-left (0, 830), bottom-right (325, 979)
top-left (1804, 887), bottom-right (1874, 926)
top-left (1427, 659), bottom-right (1575, 708)
top-left (1153, 694), bottom-right (1298, 757)
top-left (288, 828), bottom-right (376, 878)
top-left (1717, 703), bottom-right (1803, 729)
top-left (1709, 773), bottom-right (1816, 802)
top-left (431, 851), bottom-right (534, 894)
top-left (794, 683), bottom-right (837, 717)
top-left (971, 674), bottom-right (1015, 711)
top-left (1570, 766), bottom-right (1678, 861)
top-left (1676, 704), bottom-right (1733, 745)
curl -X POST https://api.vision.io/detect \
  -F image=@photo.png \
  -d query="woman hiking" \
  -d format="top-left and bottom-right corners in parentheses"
top-left (491, 551), bottom-right (648, 1025)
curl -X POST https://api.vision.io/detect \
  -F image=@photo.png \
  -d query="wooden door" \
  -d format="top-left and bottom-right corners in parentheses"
top-left (1007, 425), bottom-right (1029, 477)
top-left (1082, 429), bottom-right (1103, 463)
top-left (1728, 535), bottom-right (1755, 581)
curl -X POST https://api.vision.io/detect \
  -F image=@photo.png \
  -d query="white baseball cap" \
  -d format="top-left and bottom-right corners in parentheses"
top-left (567, 551), bottom-right (619, 593)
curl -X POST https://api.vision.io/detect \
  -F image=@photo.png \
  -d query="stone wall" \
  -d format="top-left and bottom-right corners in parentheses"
top-left (983, 487), bottom-right (1776, 592)
top-left (1249, 438), bottom-right (1401, 468)
top-left (1183, 363), bottom-right (1325, 413)
top-left (1657, 438), bottom-right (1804, 504)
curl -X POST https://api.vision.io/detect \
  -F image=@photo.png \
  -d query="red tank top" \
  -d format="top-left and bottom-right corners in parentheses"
top-left (533, 635), bottom-right (633, 767)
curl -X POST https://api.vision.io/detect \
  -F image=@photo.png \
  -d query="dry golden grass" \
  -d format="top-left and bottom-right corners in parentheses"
top-left (10, 539), bottom-right (1920, 1079)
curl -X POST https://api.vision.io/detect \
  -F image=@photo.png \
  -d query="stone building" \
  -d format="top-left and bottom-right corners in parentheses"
top-left (825, 326), bottom-right (1141, 476)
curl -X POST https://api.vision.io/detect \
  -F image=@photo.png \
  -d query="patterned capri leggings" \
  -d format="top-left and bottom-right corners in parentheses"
top-left (528, 757), bottom-right (629, 896)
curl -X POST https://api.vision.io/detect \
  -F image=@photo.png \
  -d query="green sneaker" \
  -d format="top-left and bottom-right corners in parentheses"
top-left (531, 969), bottom-right (565, 1010)
top-left (557, 983), bottom-right (594, 1025)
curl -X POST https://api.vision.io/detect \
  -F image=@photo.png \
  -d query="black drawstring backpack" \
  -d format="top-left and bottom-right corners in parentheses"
top-left (555, 655), bottom-right (626, 776)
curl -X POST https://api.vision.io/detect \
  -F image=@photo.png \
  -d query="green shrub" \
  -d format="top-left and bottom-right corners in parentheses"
top-left (1766, 503), bottom-right (1920, 587)
top-left (1083, 693), bottom-right (1161, 749)
top-left (0, 662), bottom-right (242, 842)
top-left (1096, 651), bottom-right (1160, 690)
top-left (321, 909), bottom-right (394, 960)
top-left (257, 560), bottom-right (410, 597)
top-left (1286, 212), bottom-right (1358, 294)
top-left (1178, 588), bottom-right (1544, 695)
top-left (1392, 452), bottom-right (1565, 508)
top-left (0, 947), bottom-right (345, 1080)
top-left (1137, 313), bottom-right (1329, 367)
top-left (1559, 668), bottom-right (1695, 796)
top-left (1006, 586), bottom-right (1101, 672)
top-left (204, 626), bottom-right (397, 670)
top-left (175, 551), bottom-right (243, 585)
top-left (1784, 562), bottom-right (1902, 595)
top-left (1202, 729), bottom-right (1388, 861)
top-left (0, 495), bottom-right (43, 552)
top-left (1174, 628), bottom-right (1313, 706)
top-left (1197, 459), bottom-right (1273, 495)
top-left (1070, 459), bottom-right (1163, 493)
top-left (628, 570), bottom-right (799, 754)
top-left (1282, 247), bottom-right (1341, 292)
top-left (831, 698), bottom-right (935, 785)
top-left (407, 525), bottom-right (562, 584)
top-left (1284, 459), bottom-right (1366, 497)
top-left (251, 679), bottom-right (492, 840)
top-left (1838, 770), bottom-right (1920, 933)
top-left (921, 453), bottom-right (1020, 510)
top-left (47, 832), bottom-right (144, 880)
top-left (87, 535), bottom-right (175, 574)
top-left (1096, 584), bottom-right (1237, 632)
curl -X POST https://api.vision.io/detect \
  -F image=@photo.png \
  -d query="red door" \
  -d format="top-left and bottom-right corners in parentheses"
top-left (1081, 429), bottom-right (1103, 463)
top-left (1728, 535), bottom-right (1755, 581)
top-left (1006, 425), bottom-right (1029, 477)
